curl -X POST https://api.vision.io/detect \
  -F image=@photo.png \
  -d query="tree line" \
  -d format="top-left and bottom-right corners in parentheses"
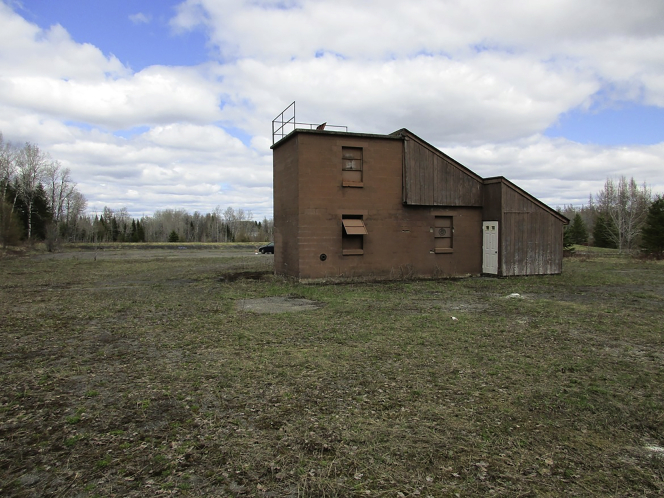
top-left (6, 133), bottom-right (659, 254)
top-left (81, 206), bottom-right (273, 244)
top-left (561, 176), bottom-right (664, 257)
top-left (1, 133), bottom-right (86, 249)
top-left (0, 133), bottom-right (274, 248)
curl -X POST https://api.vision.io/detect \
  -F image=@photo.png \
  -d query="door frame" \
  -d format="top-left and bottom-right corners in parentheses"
top-left (482, 221), bottom-right (499, 275)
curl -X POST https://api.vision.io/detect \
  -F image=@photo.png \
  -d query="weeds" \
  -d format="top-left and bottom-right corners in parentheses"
top-left (0, 246), bottom-right (663, 496)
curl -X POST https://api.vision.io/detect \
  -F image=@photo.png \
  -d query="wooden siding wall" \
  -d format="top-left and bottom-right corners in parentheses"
top-left (403, 138), bottom-right (483, 207)
top-left (482, 182), bottom-right (503, 222)
top-left (500, 183), bottom-right (563, 276)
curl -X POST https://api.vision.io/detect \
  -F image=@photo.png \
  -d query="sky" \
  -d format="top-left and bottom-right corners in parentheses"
top-left (1, 0), bottom-right (663, 220)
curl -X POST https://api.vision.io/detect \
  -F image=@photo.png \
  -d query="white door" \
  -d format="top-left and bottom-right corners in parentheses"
top-left (482, 221), bottom-right (499, 274)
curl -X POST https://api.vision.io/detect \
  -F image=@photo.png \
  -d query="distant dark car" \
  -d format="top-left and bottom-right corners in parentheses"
top-left (258, 242), bottom-right (274, 254)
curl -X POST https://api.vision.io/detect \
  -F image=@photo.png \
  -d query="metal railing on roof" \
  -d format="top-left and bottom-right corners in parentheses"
top-left (272, 101), bottom-right (347, 144)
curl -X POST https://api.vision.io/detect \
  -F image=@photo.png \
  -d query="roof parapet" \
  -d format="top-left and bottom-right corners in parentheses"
top-left (272, 101), bottom-right (347, 144)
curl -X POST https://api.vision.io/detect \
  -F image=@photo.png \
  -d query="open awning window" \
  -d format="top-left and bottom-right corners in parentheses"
top-left (342, 219), bottom-right (368, 235)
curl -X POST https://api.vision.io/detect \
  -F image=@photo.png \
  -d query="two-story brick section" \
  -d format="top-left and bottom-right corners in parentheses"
top-left (271, 127), bottom-right (568, 281)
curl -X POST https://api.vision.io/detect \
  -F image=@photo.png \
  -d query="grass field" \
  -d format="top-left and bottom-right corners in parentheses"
top-left (1, 246), bottom-right (663, 497)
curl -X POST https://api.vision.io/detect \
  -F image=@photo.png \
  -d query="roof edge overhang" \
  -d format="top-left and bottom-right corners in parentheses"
top-left (271, 128), bottom-right (402, 149)
top-left (484, 176), bottom-right (569, 224)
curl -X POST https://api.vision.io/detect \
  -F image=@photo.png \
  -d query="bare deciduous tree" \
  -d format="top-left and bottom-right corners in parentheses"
top-left (0, 134), bottom-right (21, 246)
top-left (43, 160), bottom-right (78, 249)
top-left (0, 133), bottom-right (18, 205)
top-left (223, 206), bottom-right (237, 241)
top-left (62, 190), bottom-right (87, 241)
top-left (212, 206), bottom-right (223, 242)
top-left (16, 142), bottom-right (49, 239)
top-left (594, 176), bottom-right (652, 252)
top-left (44, 161), bottom-right (75, 224)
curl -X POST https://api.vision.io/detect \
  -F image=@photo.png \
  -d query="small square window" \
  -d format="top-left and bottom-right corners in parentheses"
top-left (342, 215), bottom-right (367, 255)
top-left (342, 147), bottom-right (363, 187)
top-left (434, 216), bottom-right (453, 253)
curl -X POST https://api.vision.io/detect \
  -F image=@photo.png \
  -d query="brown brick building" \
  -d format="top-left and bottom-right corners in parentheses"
top-left (272, 128), bottom-right (568, 281)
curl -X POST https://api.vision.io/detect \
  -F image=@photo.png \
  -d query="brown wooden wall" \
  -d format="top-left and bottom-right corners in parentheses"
top-left (403, 136), bottom-right (483, 207)
top-left (498, 182), bottom-right (564, 276)
top-left (482, 181), bottom-right (503, 222)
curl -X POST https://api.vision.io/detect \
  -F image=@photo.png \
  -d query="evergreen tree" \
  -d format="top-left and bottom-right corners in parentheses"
top-left (129, 219), bottom-right (146, 242)
top-left (136, 220), bottom-right (145, 242)
top-left (568, 213), bottom-right (588, 245)
top-left (111, 217), bottom-right (119, 241)
top-left (15, 182), bottom-right (51, 240)
top-left (0, 199), bottom-right (23, 246)
top-left (95, 215), bottom-right (105, 242)
top-left (563, 225), bottom-right (575, 252)
top-left (0, 182), bottom-right (24, 245)
top-left (168, 230), bottom-right (179, 243)
top-left (98, 215), bottom-right (106, 241)
top-left (641, 195), bottom-right (664, 257)
top-left (593, 214), bottom-right (618, 248)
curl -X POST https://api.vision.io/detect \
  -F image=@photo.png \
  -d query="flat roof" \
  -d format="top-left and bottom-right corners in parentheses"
top-left (271, 128), bottom-right (402, 149)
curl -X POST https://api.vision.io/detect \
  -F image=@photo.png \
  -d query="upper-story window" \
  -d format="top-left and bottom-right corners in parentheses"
top-left (342, 147), bottom-right (363, 187)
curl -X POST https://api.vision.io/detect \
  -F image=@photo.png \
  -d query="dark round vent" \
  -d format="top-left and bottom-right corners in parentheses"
top-left (320, 253), bottom-right (327, 261)
top-left (438, 228), bottom-right (447, 236)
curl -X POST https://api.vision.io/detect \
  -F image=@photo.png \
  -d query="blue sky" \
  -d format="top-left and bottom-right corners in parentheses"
top-left (545, 104), bottom-right (664, 146)
top-left (1, 0), bottom-right (663, 218)
top-left (18, 0), bottom-right (210, 70)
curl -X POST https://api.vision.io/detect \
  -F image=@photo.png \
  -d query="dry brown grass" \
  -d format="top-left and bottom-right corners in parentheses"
top-left (1, 246), bottom-right (663, 496)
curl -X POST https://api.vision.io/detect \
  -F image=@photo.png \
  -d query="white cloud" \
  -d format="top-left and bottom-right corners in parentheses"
top-left (1, 0), bottom-right (663, 221)
top-left (170, 0), bottom-right (664, 61)
top-left (41, 122), bottom-right (272, 218)
top-left (173, 0), bottom-right (664, 115)
top-left (0, 4), bottom-right (127, 80)
top-left (445, 137), bottom-right (664, 206)
top-left (214, 54), bottom-right (597, 145)
top-left (0, 5), bottom-right (224, 129)
top-left (129, 12), bottom-right (151, 25)
top-left (0, 66), bottom-right (224, 129)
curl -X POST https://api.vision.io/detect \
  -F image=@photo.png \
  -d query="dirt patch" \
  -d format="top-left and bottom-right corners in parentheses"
top-left (219, 271), bottom-right (271, 282)
top-left (412, 300), bottom-right (489, 313)
top-left (236, 296), bottom-right (324, 313)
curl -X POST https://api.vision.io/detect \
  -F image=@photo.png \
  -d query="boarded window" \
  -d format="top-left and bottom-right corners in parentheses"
top-left (342, 216), bottom-right (367, 255)
top-left (434, 216), bottom-right (453, 253)
top-left (342, 147), bottom-right (363, 187)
